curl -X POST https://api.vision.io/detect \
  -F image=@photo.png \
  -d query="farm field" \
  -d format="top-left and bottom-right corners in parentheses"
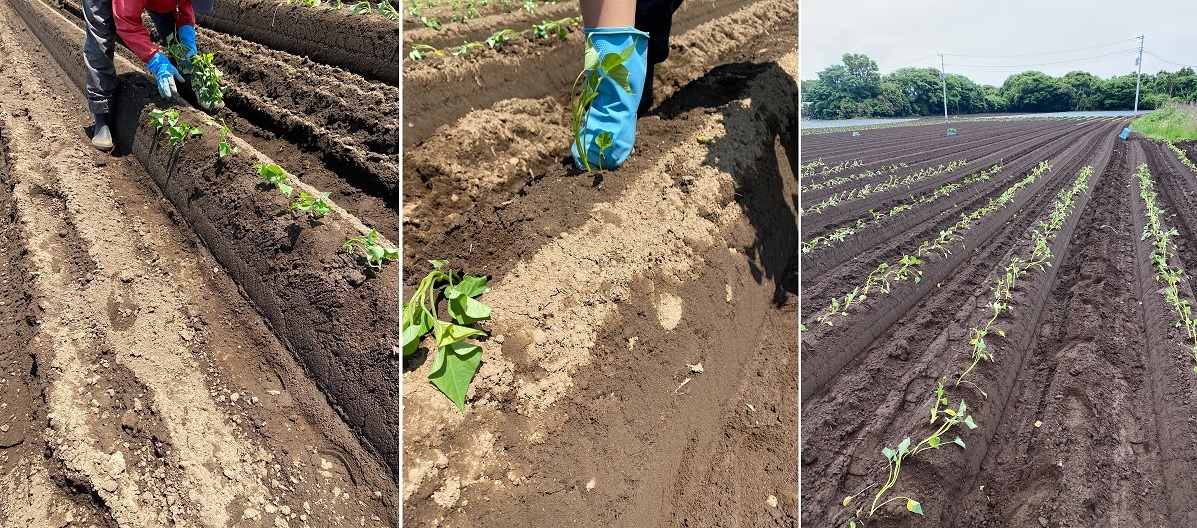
top-left (801, 118), bottom-right (1197, 526)
top-left (401, 0), bottom-right (797, 525)
top-left (0, 0), bottom-right (398, 525)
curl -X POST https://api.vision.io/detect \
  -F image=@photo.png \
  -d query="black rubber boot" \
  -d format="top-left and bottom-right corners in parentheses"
top-left (92, 113), bottom-right (113, 152)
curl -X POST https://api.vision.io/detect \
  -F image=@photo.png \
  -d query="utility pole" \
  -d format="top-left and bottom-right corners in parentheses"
top-left (940, 53), bottom-right (949, 122)
top-left (1134, 35), bottom-right (1144, 113)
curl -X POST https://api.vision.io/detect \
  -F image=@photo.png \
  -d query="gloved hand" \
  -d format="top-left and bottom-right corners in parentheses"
top-left (177, 25), bottom-right (198, 72)
top-left (571, 27), bottom-right (649, 171)
top-left (147, 52), bottom-right (184, 98)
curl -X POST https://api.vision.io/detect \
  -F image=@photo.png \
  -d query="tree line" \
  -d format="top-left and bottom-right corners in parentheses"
top-left (803, 53), bottom-right (1197, 120)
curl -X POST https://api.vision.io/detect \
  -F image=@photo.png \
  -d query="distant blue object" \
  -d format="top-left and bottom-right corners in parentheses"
top-left (851, 131), bottom-right (860, 137)
top-left (1120, 127), bottom-right (1132, 140)
top-left (946, 128), bottom-right (957, 136)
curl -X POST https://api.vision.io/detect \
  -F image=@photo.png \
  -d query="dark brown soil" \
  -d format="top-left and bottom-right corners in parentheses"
top-left (197, 0), bottom-right (401, 85)
top-left (801, 118), bottom-right (1197, 526)
top-left (2, 0), bottom-right (399, 523)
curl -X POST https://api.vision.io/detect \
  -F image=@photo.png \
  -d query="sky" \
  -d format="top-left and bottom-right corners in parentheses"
top-left (801, 0), bottom-right (1196, 86)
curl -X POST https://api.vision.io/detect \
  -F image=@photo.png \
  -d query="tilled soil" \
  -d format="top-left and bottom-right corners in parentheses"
top-left (402, 3), bottom-right (797, 525)
top-left (0, 0), bottom-right (397, 525)
top-left (800, 120), bottom-right (1197, 527)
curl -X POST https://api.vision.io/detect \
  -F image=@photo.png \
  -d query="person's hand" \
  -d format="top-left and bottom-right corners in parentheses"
top-left (177, 25), bottom-right (199, 71)
top-left (571, 27), bottom-right (650, 170)
top-left (147, 52), bottom-right (184, 98)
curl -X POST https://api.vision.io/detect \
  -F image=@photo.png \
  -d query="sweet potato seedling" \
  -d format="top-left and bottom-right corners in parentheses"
top-left (350, 1), bottom-right (372, 14)
top-left (342, 229), bottom-right (399, 271)
top-left (378, 0), bottom-right (401, 20)
top-left (290, 191), bottom-right (332, 217)
top-left (485, 29), bottom-right (521, 49)
top-left (571, 38), bottom-right (634, 171)
top-left (403, 260), bottom-right (492, 410)
top-left (452, 41), bottom-right (486, 56)
top-left (166, 121), bottom-right (202, 147)
top-left (409, 44), bottom-right (445, 61)
top-left (149, 108), bottom-right (179, 132)
top-left (252, 162), bottom-right (293, 196)
top-left (217, 119), bottom-right (239, 158)
top-left (189, 53), bottom-right (225, 110)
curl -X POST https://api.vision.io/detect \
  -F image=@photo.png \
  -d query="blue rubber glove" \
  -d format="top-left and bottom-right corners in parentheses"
top-left (177, 25), bottom-right (198, 72)
top-left (571, 27), bottom-right (649, 171)
top-left (147, 52), bottom-right (184, 98)
top-left (177, 25), bottom-right (198, 58)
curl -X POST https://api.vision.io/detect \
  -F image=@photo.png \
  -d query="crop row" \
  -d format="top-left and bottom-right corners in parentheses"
top-left (1134, 163), bottom-right (1197, 372)
top-left (408, 15), bottom-right (579, 59)
top-left (807, 161), bottom-right (1050, 329)
top-left (1167, 141), bottom-right (1197, 174)
top-left (800, 157), bottom-right (865, 180)
top-left (408, 0), bottom-right (557, 27)
top-left (147, 107), bottom-right (398, 272)
top-left (801, 162), bottom-right (907, 193)
top-left (802, 160), bottom-right (966, 216)
top-left (839, 165), bottom-right (1092, 525)
top-left (284, 0), bottom-right (400, 22)
top-left (801, 116), bottom-right (1125, 137)
top-left (802, 162), bottom-right (1003, 254)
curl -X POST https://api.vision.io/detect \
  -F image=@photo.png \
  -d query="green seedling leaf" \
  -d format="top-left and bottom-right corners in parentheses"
top-left (448, 295), bottom-right (492, 325)
top-left (928, 436), bottom-right (941, 448)
top-left (401, 303), bottom-right (433, 356)
top-left (897, 437), bottom-right (911, 456)
top-left (953, 436), bottom-right (966, 449)
top-left (455, 274), bottom-right (489, 297)
top-left (907, 499), bottom-right (923, 515)
top-left (583, 41), bottom-right (599, 71)
top-left (881, 446), bottom-right (896, 460)
top-left (964, 415), bottom-right (977, 429)
top-left (429, 259), bottom-right (448, 269)
top-left (428, 342), bottom-right (482, 411)
top-left (432, 319), bottom-right (485, 348)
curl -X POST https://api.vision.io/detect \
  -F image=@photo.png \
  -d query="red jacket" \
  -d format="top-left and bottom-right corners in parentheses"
top-left (114, 0), bottom-right (196, 64)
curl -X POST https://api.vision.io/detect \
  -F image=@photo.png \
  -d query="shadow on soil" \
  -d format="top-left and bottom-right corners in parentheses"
top-left (656, 61), bottom-right (800, 305)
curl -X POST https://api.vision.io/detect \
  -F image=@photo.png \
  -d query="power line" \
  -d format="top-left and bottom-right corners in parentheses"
top-left (942, 37), bottom-right (1140, 59)
top-left (944, 49), bottom-right (1139, 70)
top-left (1144, 49), bottom-right (1194, 68)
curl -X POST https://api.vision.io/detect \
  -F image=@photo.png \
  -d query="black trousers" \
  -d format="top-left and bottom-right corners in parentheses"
top-left (635, 0), bottom-right (684, 115)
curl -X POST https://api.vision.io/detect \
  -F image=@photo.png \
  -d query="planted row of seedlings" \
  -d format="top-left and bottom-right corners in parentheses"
top-left (801, 116), bottom-right (1124, 137)
top-left (803, 119), bottom-right (1093, 172)
top-left (409, 0), bottom-right (557, 27)
top-left (838, 164), bottom-right (1093, 525)
top-left (802, 162), bottom-right (1004, 254)
top-left (147, 44), bottom-right (398, 272)
top-left (282, 0), bottom-right (400, 21)
top-left (807, 161), bottom-right (1051, 330)
top-left (802, 160), bottom-right (967, 215)
top-left (1167, 141), bottom-right (1197, 174)
top-left (408, 14), bottom-right (578, 59)
top-left (800, 157), bottom-right (866, 180)
top-left (1134, 163), bottom-right (1197, 372)
top-left (801, 162), bottom-right (909, 193)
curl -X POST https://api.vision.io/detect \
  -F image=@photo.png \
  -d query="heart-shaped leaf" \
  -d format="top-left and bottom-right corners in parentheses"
top-left (428, 342), bottom-right (482, 411)
top-left (448, 295), bottom-right (492, 325)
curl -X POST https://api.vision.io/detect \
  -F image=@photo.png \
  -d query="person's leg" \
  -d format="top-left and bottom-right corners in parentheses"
top-left (579, 0), bottom-right (635, 28)
top-left (82, 0), bottom-right (116, 150)
top-left (635, 0), bottom-right (684, 115)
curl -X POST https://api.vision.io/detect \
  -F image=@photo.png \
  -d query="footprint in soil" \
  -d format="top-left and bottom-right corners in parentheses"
top-left (106, 270), bottom-right (140, 331)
